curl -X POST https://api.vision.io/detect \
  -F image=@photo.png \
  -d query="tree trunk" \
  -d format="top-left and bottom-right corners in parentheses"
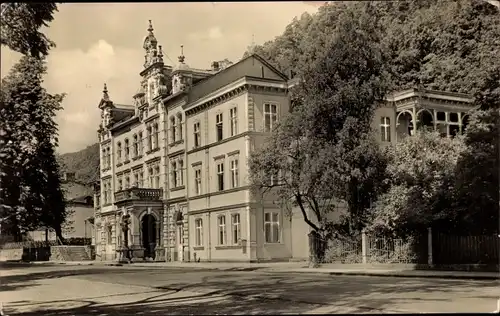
top-left (54, 225), bottom-right (64, 244)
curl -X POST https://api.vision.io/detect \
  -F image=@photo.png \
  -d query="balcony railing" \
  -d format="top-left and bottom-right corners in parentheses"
top-left (114, 187), bottom-right (163, 203)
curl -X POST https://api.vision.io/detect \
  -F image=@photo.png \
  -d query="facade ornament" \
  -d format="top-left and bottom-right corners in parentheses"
top-left (178, 45), bottom-right (185, 64)
top-left (102, 83), bottom-right (110, 101)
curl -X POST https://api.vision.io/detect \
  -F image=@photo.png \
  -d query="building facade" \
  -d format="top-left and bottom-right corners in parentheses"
top-left (94, 21), bottom-right (477, 263)
top-left (29, 172), bottom-right (94, 242)
top-left (94, 21), bottom-right (304, 262)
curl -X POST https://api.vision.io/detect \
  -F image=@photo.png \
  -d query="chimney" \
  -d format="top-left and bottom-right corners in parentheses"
top-left (211, 61), bottom-right (220, 72)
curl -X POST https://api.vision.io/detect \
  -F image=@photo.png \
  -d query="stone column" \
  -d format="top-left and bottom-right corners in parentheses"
top-left (427, 227), bottom-right (433, 266)
top-left (361, 230), bottom-right (368, 264)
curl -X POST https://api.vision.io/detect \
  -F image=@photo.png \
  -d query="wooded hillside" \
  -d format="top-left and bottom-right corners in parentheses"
top-left (58, 143), bottom-right (100, 184)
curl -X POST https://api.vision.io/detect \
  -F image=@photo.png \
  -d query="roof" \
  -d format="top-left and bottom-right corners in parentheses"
top-left (186, 54), bottom-right (288, 104)
top-left (68, 195), bottom-right (93, 206)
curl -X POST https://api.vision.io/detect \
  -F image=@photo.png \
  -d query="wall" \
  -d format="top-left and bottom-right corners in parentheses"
top-left (29, 205), bottom-right (94, 241)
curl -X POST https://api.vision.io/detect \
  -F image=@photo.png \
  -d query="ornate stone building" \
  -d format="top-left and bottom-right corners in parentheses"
top-left (93, 21), bottom-right (477, 263)
top-left (94, 21), bottom-right (301, 262)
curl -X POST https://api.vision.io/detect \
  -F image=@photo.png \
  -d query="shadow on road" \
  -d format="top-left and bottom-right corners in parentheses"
top-left (2, 265), bottom-right (498, 315)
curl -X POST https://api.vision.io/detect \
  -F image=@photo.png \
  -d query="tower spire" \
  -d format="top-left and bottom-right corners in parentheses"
top-left (148, 19), bottom-right (154, 34)
top-left (178, 45), bottom-right (185, 63)
top-left (158, 45), bottom-right (164, 63)
top-left (102, 83), bottom-right (110, 101)
top-left (248, 34), bottom-right (256, 54)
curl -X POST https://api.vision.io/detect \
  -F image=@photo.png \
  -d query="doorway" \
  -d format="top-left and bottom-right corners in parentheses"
top-left (141, 214), bottom-right (157, 260)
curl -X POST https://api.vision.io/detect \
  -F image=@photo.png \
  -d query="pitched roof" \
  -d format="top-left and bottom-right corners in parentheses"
top-left (187, 54), bottom-right (288, 104)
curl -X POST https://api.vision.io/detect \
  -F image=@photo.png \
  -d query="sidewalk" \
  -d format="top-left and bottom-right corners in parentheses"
top-left (6, 260), bottom-right (499, 280)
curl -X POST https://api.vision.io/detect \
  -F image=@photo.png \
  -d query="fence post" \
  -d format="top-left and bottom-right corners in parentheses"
top-left (427, 227), bottom-right (433, 265)
top-left (362, 230), bottom-right (368, 264)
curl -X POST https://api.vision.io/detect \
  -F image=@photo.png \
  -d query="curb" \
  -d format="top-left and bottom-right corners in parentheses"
top-left (324, 271), bottom-right (499, 281)
top-left (3, 261), bottom-right (498, 280)
top-left (262, 269), bottom-right (499, 280)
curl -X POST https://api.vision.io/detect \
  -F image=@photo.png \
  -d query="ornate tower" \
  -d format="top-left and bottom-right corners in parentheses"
top-left (98, 83), bottom-right (114, 132)
top-left (137, 20), bottom-right (170, 109)
top-left (171, 45), bottom-right (191, 94)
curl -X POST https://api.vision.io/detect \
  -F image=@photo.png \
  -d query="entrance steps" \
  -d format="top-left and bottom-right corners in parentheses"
top-left (50, 246), bottom-right (93, 261)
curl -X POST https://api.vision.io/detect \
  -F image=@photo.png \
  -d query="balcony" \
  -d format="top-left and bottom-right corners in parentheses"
top-left (114, 187), bottom-right (163, 204)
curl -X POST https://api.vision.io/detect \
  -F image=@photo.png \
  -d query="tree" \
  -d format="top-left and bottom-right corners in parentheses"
top-left (0, 3), bottom-right (59, 58)
top-left (450, 109), bottom-right (499, 234)
top-left (368, 131), bottom-right (466, 237)
top-left (0, 56), bottom-right (65, 241)
top-left (37, 140), bottom-right (68, 241)
top-left (249, 3), bottom-right (389, 264)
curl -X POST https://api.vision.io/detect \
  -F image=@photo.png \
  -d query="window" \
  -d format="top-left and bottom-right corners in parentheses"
top-left (217, 161), bottom-right (224, 191)
top-left (117, 177), bottom-right (123, 191)
top-left (232, 213), bottom-right (240, 245)
top-left (216, 113), bottom-right (223, 141)
top-left (148, 167), bottom-right (154, 188)
top-left (125, 175), bottom-right (130, 189)
top-left (138, 132), bottom-right (143, 155)
top-left (194, 168), bottom-right (202, 195)
top-left (218, 215), bottom-right (226, 245)
top-left (106, 225), bottom-right (113, 244)
top-left (139, 170), bottom-right (144, 187)
top-left (264, 103), bottom-right (278, 132)
top-left (106, 147), bottom-right (111, 169)
top-left (177, 113), bottom-right (183, 140)
top-left (102, 149), bottom-right (106, 169)
top-left (154, 164), bottom-right (160, 188)
top-left (380, 117), bottom-right (391, 142)
top-left (264, 211), bottom-right (280, 243)
top-left (147, 125), bottom-right (153, 152)
top-left (124, 139), bottom-right (130, 161)
top-left (194, 122), bottom-right (201, 148)
top-left (102, 180), bottom-right (108, 203)
top-left (178, 159), bottom-right (184, 186)
top-left (230, 158), bottom-right (239, 188)
top-left (230, 107), bottom-right (237, 136)
top-left (170, 116), bottom-right (177, 143)
top-left (117, 142), bottom-right (122, 163)
top-left (171, 161), bottom-right (178, 188)
top-left (153, 122), bottom-right (159, 149)
top-left (133, 134), bottom-right (138, 157)
top-left (270, 170), bottom-right (282, 186)
top-left (195, 218), bottom-right (203, 246)
top-left (133, 172), bottom-right (139, 187)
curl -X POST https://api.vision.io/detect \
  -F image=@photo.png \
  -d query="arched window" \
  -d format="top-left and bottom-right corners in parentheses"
top-left (133, 134), bottom-right (138, 157)
top-left (117, 142), bottom-right (122, 163)
top-left (170, 116), bottom-right (177, 143)
top-left (177, 113), bottom-right (183, 141)
top-left (124, 139), bottom-right (130, 161)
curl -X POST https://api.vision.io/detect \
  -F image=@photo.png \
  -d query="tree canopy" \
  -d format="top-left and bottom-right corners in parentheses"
top-left (249, 3), bottom-right (389, 258)
top-left (0, 56), bottom-right (65, 240)
top-left (0, 3), bottom-right (59, 58)
top-left (248, 0), bottom-right (500, 243)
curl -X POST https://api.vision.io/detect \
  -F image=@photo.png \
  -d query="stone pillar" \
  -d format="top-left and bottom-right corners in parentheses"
top-left (427, 227), bottom-right (433, 266)
top-left (361, 230), bottom-right (368, 264)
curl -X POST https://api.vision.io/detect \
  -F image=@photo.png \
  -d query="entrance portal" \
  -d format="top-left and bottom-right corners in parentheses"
top-left (141, 214), bottom-right (157, 259)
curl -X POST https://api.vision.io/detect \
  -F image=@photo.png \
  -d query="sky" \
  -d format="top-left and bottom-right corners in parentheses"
top-left (0, 2), bottom-right (321, 154)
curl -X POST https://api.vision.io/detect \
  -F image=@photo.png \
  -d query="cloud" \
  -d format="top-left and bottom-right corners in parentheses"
top-left (208, 26), bottom-right (223, 40)
top-left (44, 39), bottom-right (142, 154)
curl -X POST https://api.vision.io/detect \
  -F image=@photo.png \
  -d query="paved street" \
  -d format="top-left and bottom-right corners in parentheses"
top-left (0, 263), bottom-right (499, 315)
